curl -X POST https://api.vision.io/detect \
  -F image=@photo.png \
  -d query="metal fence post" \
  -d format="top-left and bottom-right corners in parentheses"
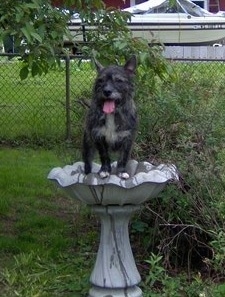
top-left (65, 55), bottom-right (71, 140)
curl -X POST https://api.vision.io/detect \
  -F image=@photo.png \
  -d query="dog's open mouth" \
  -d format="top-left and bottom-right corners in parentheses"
top-left (103, 100), bottom-right (115, 114)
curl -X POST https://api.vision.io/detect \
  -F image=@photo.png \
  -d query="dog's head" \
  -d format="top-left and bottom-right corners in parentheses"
top-left (93, 56), bottom-right (137, 114)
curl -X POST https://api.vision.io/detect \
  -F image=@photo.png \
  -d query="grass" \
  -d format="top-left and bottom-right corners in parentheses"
top-left (0, 147), bottom-right (224, 297)
top-left (0, 147), bottom-right (97, 296)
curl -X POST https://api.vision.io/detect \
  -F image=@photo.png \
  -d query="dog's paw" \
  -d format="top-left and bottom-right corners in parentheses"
top-left (118, 172), bottom-right (130, 180)
top-left (99, 171), bottom-right (110, 179)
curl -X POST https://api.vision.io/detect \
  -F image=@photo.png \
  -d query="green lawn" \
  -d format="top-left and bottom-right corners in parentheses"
top-left (0, 147), bottom-right (97, 297)
top-left (1, 147), bottom-right (225, 297)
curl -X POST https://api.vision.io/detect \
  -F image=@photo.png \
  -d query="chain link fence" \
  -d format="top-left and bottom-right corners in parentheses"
top-left (1, 52), bottom-right (225, 146)
top-left (0, 53), bottom-right (95, 146)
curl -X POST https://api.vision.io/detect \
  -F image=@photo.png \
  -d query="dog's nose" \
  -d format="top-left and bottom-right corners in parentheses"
top-left (103, 89), bottom-right (112, 97)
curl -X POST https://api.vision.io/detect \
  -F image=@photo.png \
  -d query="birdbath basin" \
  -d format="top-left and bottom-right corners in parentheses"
top-left (48, 160), bottom-right (178, 297)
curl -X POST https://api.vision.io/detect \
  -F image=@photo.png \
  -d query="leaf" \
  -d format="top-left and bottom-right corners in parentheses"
top-left (30, 32), bottom-right (42, 43)
top-left (21, 27), bottom-right (32, 43)
top-left (50, 31), bottom-right (58, 39)
top-left (31, 62), bottom-right (40, 77)
top-left (20, 66), bottom-right (29, 80)
top-left (25, 2), bottom-right (40, 9)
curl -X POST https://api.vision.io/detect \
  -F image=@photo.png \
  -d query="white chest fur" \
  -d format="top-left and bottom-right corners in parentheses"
top-left (103, 114), bottom-right (117, 143)
top-left (97, 114), bottom-right (130, 144)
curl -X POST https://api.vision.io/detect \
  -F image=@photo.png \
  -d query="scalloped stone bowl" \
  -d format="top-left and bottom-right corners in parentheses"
top-left (48, 159), bottom-right (178, 205)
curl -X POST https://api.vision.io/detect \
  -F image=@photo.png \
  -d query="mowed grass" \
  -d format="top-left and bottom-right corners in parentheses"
top-left (0, 148), bottom-right (97, 297)
top-left (0, 58), bottom-right (95, 141)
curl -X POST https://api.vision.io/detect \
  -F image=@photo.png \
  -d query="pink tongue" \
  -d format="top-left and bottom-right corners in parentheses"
top-left (103, 100), bottom-right (115, 114)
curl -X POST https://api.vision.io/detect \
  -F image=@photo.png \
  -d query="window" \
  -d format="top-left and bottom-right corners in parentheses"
top-left (192, 0), bottom-right (206, 9)
top-left (135, 0), bottom-right (146, 3)
top-left (130, 0), bottom-right (146, 6)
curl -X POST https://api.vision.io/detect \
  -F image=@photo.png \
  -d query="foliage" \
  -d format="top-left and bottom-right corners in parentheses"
top-left (0, 0), bottom-right (105, 79)
top-left (0, 0), bottom-right (169, 83)
top-left (131, 61), bottom-right (225, 292)
top-left (80, 7), bottom-right (169, 89)
top-left (210, 230), bottom-right (225, 274)
top-left (0, 0), bottom-right (71, 78)
top-left (65, 0), bottom-right (104, 11)
top-left (142, 252), bottom-right (225, 297)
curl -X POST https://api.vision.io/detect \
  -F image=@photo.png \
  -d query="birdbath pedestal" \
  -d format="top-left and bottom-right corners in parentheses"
top-left (48, 160), bottom-right (177, 297)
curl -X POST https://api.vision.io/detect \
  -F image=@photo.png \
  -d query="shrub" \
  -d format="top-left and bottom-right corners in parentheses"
top-left (130, 61), bottom-right (225, 288)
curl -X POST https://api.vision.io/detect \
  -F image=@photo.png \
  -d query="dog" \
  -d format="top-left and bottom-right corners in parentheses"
top-left (82, 55), bottom-right (137, 179)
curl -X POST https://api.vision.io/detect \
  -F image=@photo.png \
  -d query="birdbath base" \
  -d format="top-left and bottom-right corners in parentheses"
top-left (47, 160), bottom-right (178, 296)
top-left (89, 205), bottom-right (143, 297)
top-left (89, 285), bottom-right (142, 297)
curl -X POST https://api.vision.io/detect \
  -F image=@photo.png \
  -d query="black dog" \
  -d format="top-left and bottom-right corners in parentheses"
top-left (82, 55), bottom-right (137, 179)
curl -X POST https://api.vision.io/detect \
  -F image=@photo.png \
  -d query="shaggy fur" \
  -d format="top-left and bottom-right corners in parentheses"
top-left (82, 56), bottom-right (137, 179)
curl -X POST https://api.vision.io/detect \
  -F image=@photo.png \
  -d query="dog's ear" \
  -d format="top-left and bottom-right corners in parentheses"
top-left (124, 55), bottom-right (137, 74)
top-left (93, 56), bottom-right (104, 73)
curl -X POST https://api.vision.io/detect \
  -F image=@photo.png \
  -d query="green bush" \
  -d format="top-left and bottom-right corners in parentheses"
top-left (130, 60), bottom-right (225, 294)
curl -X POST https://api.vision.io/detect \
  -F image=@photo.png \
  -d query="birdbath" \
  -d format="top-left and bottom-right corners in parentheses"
top-left (48, 160), bottom-right (178, 297)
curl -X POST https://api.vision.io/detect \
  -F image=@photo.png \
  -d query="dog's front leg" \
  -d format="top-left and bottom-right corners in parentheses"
top-left (96, 140), bottom-right (111, 178)
top-left (117, 138), bottom-right (133, 179)
top-left (82, 133), bottom-right (95, 175)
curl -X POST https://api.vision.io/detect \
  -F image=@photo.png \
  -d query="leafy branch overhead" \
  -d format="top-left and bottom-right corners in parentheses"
top-left (0, 0), bottom-right (167, 81)
top-left (0, 0), bottom-right (103, 78)
top-left (0, 0), bottom-right (70, 78)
